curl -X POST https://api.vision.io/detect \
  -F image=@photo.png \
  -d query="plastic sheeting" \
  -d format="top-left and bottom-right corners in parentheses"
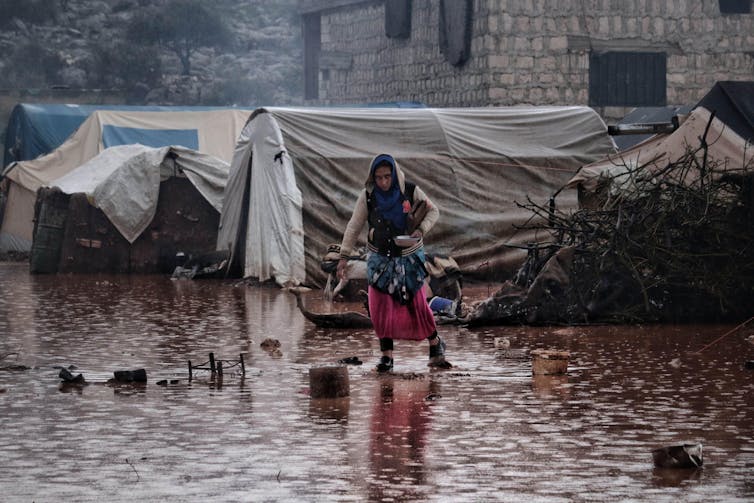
top-left (0, 108), bottom-right (250, 252)
top-left (218, 106), bottom-right (616, 287)
top-left (50, 145), bottom-right (228, 243)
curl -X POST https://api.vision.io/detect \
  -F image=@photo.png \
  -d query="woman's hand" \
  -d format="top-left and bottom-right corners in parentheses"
top-left (410, 229), bottom-right (423, 239)
top-left (336, 258), bottom-right (348, 280)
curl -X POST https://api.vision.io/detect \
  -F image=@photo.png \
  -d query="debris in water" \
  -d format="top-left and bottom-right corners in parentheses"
top-left (669, 358), bottom-right (682, 368)
top-left (113, 369), bottom-right (148, 383)
top-left (261, 339), bottom-right (282, 357)
top-left (652, 443), bottom-right (703, 469)
top-left (156, 379), bottom-right (181, 385)
top-left (0, 352), bottom-right (29, 371)
top-left (261, 338), bottom-right (281, 349)
top-left (337, 356), bottom-right (363, 365)
top-left (58, 367), bottom-right (86, 384)
top-left (188, 353), bottom-right (246, 379)
top-left (494, 337), bottom-right (511, 350)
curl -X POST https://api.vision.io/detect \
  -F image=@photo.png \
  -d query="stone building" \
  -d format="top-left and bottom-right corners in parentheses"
top-left (299, 0), bottom-right (754, 120)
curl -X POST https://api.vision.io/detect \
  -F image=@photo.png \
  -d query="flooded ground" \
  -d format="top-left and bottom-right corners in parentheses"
top-left (1, 261), bottom-right (753, 502)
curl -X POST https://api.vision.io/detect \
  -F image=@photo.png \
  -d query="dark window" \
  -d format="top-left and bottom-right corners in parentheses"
top-left (303, 13), bottom-right (321, 100)
top-left (385, 0), bottom-right (412, 39)
top-left (719, 0), bottom-right (752, 14)
top-left (589, 51), bottom-right (667, 107)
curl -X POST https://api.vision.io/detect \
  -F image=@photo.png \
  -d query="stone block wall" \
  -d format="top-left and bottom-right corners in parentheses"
top-left (307, 0), bottom-right (754, 120)
top-left (318, 0), bottom-right (492, 106)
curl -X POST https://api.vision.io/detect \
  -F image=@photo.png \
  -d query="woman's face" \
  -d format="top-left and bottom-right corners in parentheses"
top-left (374, 165), bottom-right (393, 191)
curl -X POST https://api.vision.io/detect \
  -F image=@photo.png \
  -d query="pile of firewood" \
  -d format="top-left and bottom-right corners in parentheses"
top-left (493, 132), bottom-right (754, 324)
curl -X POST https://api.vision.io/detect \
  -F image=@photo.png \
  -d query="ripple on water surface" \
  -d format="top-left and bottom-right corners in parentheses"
top-left (1, 263), bottom-right (753, 502)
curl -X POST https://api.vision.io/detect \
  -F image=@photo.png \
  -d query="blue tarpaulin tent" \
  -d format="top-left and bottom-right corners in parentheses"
top-left (2, 104), bottom-right (239, 167)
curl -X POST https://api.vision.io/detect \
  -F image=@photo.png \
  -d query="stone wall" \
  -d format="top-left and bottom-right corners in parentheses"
top-left (306, 0), bottom-right (754, 120)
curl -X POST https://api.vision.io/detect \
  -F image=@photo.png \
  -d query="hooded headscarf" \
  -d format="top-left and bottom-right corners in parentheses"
top-left (369, 154), bottom-right (406, 230)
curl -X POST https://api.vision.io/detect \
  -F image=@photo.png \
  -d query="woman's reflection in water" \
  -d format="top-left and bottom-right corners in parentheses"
top-left (368, 376), bottom-right (439, 501)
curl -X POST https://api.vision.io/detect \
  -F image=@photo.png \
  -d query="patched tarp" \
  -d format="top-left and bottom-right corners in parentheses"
top-left (0, 108), bottom-right (250, 252)
top-left (218, 106), bottom-right (616, 287)
top-left (50, 145), bottom-right (228, 243)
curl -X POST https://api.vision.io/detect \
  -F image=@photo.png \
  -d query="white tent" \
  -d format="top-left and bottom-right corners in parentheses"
top-left (0, 108), bottom-right (250, 252)
top-left (217, 106), bottom-right (617, 287)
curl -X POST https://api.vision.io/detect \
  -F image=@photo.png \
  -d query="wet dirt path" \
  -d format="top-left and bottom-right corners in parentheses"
top-left (1, 262), bottom-right (753, 502)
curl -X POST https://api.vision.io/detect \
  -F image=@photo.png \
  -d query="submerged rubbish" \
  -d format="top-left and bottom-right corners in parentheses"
top-left (58, 367), bottom-right (85, 384)
top-left (112, 369), bottom-right (148, 383)
top-left (0, 352), bottom-right (29, 372)
top-left (652, 443), bottom-right (704, 469)
top-left (337, 356), bottom-right (363, 365)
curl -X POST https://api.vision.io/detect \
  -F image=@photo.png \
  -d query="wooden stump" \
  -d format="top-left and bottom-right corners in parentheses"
top-left (531, 350), bottom-right (570, 375)
top-left (309, 366), bottom-right (350, 398)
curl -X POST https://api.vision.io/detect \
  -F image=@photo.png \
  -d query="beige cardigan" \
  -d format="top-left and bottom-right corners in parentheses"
top-left (339, 160), bottom-right (439, 258)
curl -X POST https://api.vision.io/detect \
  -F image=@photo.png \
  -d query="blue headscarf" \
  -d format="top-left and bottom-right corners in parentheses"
top-left (370, 154), bottom-right (406, 230)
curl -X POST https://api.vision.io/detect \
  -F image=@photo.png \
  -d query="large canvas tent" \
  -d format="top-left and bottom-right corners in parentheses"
top-left (0, 108), bottom-right (251, 253)
top-left (31, 144), bottom-right (228, 273)
top-left (567, 81), bottom-right (754, 204)
top-left (217, 106), bottom-right (617, 287)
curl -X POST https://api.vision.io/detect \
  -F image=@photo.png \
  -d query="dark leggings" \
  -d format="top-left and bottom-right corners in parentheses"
top-left (380, 331), bottom-right (438, 352)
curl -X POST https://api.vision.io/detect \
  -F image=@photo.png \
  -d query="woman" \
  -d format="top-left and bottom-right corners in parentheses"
top-left (337, 154), bottom-right (451, 372)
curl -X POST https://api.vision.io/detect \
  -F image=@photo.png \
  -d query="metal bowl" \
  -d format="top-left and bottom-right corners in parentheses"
top-left (394, 235), bottom-right (420, 247)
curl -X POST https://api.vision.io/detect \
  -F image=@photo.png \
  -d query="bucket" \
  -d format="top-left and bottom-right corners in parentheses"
top-left (428, 296), bottom-right (455, 314)
top-left (530, 350), bottom-right (570, 375)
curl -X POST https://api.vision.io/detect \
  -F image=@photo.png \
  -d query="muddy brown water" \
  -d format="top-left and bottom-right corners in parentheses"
top-left (1, 262), bottom-right (753, 502)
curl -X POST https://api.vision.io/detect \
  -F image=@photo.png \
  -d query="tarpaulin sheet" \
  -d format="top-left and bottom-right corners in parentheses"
top-left (51, 144), bottom-right (228, 243)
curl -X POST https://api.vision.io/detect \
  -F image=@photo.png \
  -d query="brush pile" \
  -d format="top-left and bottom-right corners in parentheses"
top-left (466, 126), bottom-right (754, 325)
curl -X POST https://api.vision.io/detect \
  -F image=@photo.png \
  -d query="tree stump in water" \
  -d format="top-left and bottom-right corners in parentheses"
top-left (309, 366), bottom-right (350, 398)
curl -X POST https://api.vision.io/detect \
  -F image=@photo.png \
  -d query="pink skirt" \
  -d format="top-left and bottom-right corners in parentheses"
top-left (368, 285), bottom-right (436, 340)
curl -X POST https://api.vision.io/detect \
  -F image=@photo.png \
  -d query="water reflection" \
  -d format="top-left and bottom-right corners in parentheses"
top-left (651, 467), bottom-right (703, 487)
top-left (308, 396), bottom-right (350, 423)
top-left (1, 263), bottom-right (754, 501)
top-left (368, 377), bottom-right (437, 502)
top-left (531, 373), bottom-right (571, 399)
